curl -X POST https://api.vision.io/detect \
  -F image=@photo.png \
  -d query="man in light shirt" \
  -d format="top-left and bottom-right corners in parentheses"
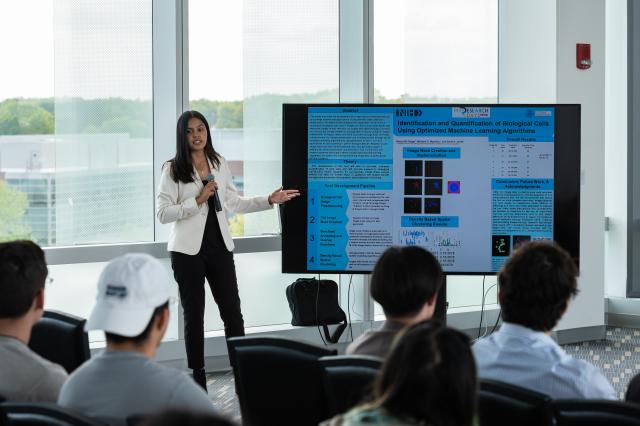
top-left (58, 253), bottom-right (217, 424)
top-left (473, 241), bottom-right (615, 399)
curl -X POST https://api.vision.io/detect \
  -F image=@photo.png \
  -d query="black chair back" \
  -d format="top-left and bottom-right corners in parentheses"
top-left (29, 311), bottom-right (90, 374)
top-left (478, 379), bottom-right (553, 426)
top-left (552, 399), bottom-right (640, 426)
top-left (0, 402), bottom-right (103, 426)
top-left (318, 355), bottom-right (382, 417)
top-left (227, 335), bottom-right (336, 426)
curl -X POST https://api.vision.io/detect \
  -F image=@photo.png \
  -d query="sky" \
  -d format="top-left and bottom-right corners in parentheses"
top-left (189, 0), bottom-right (243, 101)
top-left (0, 0), bottom-right (497, 103)
top-left (0, 1), bottom-right (55, 100)
top-left (190, 0), bottom-right (339, 100)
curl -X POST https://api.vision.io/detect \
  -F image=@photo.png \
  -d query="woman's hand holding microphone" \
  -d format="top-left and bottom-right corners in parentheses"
top-left (196, 180), bottom-right (218, 207)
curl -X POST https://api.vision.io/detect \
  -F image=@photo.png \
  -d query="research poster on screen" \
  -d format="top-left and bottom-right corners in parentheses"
top-left (306, 106), bottom-right (555, 272)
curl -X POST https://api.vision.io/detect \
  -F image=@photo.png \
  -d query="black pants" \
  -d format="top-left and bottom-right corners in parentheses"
top-left (170, 249), bottom-right (245, 370)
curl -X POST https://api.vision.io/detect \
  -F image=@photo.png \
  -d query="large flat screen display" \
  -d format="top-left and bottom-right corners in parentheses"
top-left (282, 104), bottom-right (580, 274)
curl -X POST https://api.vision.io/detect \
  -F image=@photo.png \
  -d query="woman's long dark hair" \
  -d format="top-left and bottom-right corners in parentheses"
top-left (370, 321), bottom-right (477, 426)
top-left (167, 110), bottom-right (221, 183)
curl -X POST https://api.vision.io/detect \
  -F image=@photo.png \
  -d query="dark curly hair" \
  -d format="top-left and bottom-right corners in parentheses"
top-left (498, 241), bottom-right (579, 331)
top-left (370, 246), bottom-right (443, 317)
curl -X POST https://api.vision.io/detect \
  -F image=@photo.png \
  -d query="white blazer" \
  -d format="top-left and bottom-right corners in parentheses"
top-left (156, 155), bottom-right (272, 255)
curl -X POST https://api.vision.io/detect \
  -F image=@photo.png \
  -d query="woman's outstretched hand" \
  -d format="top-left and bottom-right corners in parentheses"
top-left (268, 187), bottom-right (300, 205)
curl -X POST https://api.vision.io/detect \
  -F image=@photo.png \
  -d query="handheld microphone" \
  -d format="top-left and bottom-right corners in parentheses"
top-left (206, 174), bottom-right (222, 212)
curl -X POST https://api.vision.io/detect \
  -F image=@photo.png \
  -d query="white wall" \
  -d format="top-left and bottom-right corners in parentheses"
top-left (497, 0), bottom-right (608, 333)
top-left (555, 0), bottom-right (606, 331)
top-left (604, 0), bottom-right (628, 298)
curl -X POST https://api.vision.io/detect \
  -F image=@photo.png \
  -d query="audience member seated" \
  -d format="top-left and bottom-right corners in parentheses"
top-left (140, 409), bottom-right (237, 426)
top-left (0, 240), bottom-right (68, 402)
top-left (346, 246), bottom-right (442, 358)
top-left (323, 321), bottom-right (476, 426)
top-left (473, 241), bottom-right (615, 399)
top-left (58, 253), bottom-right (217, 423)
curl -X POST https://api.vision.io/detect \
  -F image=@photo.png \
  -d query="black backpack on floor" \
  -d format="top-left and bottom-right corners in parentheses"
top-left (286, 278), bottom-right (348, 344)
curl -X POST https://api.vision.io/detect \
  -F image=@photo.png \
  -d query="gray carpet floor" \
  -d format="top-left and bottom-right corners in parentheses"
top-left (206, 326), bottom-right (640, 423)
top-left (206, 370), bottom-right (240, 423)
top-left (562, 326), bottom-right (639, 400)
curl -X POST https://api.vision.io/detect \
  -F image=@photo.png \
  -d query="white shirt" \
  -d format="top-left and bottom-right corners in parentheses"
top-left (156, 155), bottom-right (272, 254)
top-left (473, 322), bottom-right (616, 400)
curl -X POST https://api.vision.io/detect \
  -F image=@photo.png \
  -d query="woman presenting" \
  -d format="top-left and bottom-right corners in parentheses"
top-left (157, 110), bottom-right (299, 390)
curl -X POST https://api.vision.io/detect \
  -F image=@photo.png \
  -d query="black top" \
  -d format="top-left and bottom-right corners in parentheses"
top-left (200, 180), bottom-right (226, 251)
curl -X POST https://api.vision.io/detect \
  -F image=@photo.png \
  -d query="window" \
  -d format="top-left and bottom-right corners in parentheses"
top-left (0, 0), bottom-right (153, 246)
top-left (188, 0), bottom-right (339, 237)
top-left (374, 0), bottom-right (498, 104)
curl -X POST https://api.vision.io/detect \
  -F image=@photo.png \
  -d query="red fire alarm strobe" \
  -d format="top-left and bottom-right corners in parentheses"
top-left (577, 43), bottom-right (591, 69)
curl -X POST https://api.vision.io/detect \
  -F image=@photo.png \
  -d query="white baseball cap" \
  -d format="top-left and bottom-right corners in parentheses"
top-left (86, 253), bottom-right (172, 337)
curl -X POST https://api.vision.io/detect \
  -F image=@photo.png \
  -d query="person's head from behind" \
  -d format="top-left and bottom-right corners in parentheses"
top-left (0, 240), bottom-right (48, 331)
top-left (370, 246), bottom-right (442, 324)
top-left (371, 321), bottom-right (476, 426)
top-left (86, 253), bottom-right (172, 355)
top-left (498, 241), bottom-right (578, 332)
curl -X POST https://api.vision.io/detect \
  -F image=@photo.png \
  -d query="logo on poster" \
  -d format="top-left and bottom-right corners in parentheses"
top-left (396, 109), bottom-right (422, 117)
top-left (452, 107), bottom-right (490, 118)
